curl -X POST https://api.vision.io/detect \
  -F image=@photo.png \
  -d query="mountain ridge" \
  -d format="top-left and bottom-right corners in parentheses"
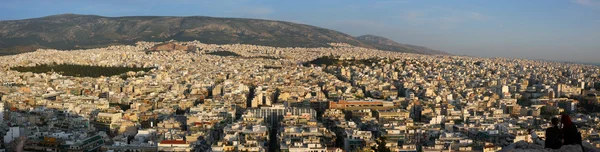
top-left (356, 34), bottom-right (449, 55)
top-left (0, 14), bottom-right (448, 55)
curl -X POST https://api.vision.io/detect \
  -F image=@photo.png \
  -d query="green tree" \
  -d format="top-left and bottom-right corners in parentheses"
top-left (371, 137), bottom-right (391, 152)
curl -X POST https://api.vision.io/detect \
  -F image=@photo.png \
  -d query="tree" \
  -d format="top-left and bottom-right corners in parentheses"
top-left (517, 96), bottom-right (531, 106)
top-left (371, 137), bottom-right (391, 152)
top-left (540, 106), bottom-right (559, 116)
top-left (359, 147), bottom-right (374, 152)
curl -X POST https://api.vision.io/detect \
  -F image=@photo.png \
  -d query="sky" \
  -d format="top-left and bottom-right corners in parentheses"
top-left (1, 0), bottom-right (599, 63)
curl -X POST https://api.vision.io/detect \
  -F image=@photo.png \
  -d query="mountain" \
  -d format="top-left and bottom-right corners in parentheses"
top-left (0, 14), bottom-right (446, 55)
top-left (356, 34), bottom-right (450, 55)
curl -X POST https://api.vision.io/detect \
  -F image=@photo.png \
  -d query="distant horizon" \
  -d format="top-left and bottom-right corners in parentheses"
top-left (0, 0), bottom-right (599, 63)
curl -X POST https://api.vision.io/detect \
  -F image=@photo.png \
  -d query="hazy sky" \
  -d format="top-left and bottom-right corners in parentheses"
top-left (1, 0), bottom-right (599, 63)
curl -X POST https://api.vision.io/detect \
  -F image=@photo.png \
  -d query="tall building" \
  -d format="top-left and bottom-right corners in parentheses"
top-left (556, 84), bottom-right (564, 98)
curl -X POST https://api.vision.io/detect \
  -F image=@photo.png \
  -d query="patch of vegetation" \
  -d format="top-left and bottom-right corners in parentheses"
top-left (264, 66), bottom-right (283, 69)
top-left (303, 56), bottom-right (382, 66)
top-left (207, 51), bottom-right (280, 60)
top-left (248, 56), bottom-right (280, 60)
top-left (540, 106), bottom-right (560, 116)
top-left (371, 137), bottom-right (392, 152)
top-left (110, 103), bottom-right (131, 111)
top-left (10, 64), bottom-right (153, 77)
top-left (207, 51), bottom-right (241, 57)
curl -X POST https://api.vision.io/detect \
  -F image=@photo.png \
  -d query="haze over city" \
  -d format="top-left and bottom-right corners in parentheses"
top-left (1, 0), bottom-right (599, 63)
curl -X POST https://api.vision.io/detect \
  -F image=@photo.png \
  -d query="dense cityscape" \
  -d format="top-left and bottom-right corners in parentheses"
top-left (0, 41), bottom-right (598, 152)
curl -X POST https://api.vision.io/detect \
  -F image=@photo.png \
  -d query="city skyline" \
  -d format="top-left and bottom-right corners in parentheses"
top-left (1, 0), bottom-right (599, 63)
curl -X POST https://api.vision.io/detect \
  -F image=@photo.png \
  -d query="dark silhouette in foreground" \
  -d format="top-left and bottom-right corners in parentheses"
top-left (545, 117), bottom-right (562, 149)
top-left (561, 114), bottom-right (583, 149)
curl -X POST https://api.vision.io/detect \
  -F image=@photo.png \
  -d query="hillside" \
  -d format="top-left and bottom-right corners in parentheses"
top-left (356, 34), bottom-right (450, 55)
top-left (0, 14), bottom-right (446, 55)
